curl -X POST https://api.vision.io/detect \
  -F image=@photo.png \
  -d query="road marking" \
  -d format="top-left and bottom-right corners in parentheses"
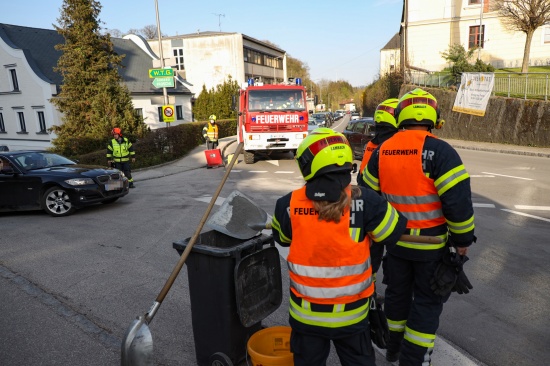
top-left (501, 209), bottom-right (550, 223)
top-left (275, 171), bottom-right (295, 174)
top-left (230, 170), bottom-right (243, 173)
top-left (195, 196), bottom-right (225, 205)
top-left (514, 205), bottom-right (550, 211)
top-left (474, 203), bottom-right (496, 208)
top-left (482, 172), bottom-right (533, 181)
top-left (470, 174), bottom-right (494, 178)
top-left (266, 160), bottom-right (279, 166)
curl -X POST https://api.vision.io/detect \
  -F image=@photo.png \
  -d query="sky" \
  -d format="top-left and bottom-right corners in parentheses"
top-left (0, 0), bottom-right (403, 87)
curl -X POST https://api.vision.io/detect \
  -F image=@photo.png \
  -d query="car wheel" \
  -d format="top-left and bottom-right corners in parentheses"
top-left (102, 197), bottom-right (119, 204)
top-left (41, 186), bottom-right (76, 217)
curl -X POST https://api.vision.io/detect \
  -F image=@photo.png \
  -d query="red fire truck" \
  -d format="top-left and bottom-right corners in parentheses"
top-left (236, 78), bottom-right (309, 164)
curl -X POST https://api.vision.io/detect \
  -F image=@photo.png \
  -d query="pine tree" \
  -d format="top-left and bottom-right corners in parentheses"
top-left (51, 0), bottom-right (148, 156)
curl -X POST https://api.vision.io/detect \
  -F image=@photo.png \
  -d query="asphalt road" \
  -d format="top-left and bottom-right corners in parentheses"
top-left (1, 120), bottom-right (550, 365)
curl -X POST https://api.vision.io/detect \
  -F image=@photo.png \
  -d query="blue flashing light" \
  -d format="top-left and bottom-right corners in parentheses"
top-left (248, 78), bottom-right (255, 86)
top-left (252, 117), bottom-right (256, 122)
top-left (299, 116), bottom-right (304, 120)
top-left (295, 78), bottom-right (302, 85)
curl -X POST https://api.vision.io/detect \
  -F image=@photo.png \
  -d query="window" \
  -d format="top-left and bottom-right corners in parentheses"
top-left (18, 112), bottom-right (26, 132)
top-left (468, 0), bottom-right (481, 4)
top-left (10, 69), bottom-right (19, 91)
top-left (469, 25), bottom-right (485, 49)
top-left (176, 105), bottom-right (183, 120)
top-left (37, 111), bottom-right (47, 133)
top-left (545, 25), bottom-right (550, 44)
top-left (134, 108), bottom-right (143, 118)
top-left (158, 106), bottom-right (163, 122)
top-left (0, 113), bottom-right (5, 132)
top-left (243, 48), bottom-right (263, 65)
top-left (173, 48), bottom-right (184, 70)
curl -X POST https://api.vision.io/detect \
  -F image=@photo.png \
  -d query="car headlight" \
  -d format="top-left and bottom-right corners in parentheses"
top-left (65, 178), bottom-right (95, 186)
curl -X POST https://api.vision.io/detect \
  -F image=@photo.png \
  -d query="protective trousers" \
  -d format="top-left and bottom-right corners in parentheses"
top-left (114, 162), bottom-right (133, 183)
top-left (383, 253), bottom-right (449, 366)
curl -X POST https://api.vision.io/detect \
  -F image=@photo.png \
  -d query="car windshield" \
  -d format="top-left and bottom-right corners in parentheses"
top-left (14, 152), bottom-right (76, 170)
top-left (248, 90), bottom-right (306, 112)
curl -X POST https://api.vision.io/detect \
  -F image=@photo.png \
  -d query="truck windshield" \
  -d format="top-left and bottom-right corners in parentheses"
top-left (248, 90), bottom-right (306, 112)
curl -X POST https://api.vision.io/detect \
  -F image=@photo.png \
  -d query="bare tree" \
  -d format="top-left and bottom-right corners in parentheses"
top-left (103, 28), bottom-right (122, 38)
top-left (491, 0), bottom-right (550, 72)
top-left (140, 25), bottom-right (158, 39)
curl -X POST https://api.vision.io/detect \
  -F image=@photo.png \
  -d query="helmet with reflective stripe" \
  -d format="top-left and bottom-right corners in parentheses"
top-left (374, 98), bottom-right (399, 129)
top-left (209, 114), bottom-right (217, 121)
top-left (296, 128), bottom-right (353, 181)
top-left (112, 127), bottom-right (122, 135)
top-left (394, 88), bottom-right (440, 129)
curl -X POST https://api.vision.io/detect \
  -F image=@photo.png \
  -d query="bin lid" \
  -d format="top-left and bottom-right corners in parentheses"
top-left (173, 230), bottom-right (272, 257)
top-left (234, 246), bottom-right (283, 327)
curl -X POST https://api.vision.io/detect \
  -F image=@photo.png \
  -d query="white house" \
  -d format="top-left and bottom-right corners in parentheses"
top-left (380, 0), bottom-right (550, 75)
top-left (0, 24), bottom-right (193, 151)
top-left (145, 32), bottom-right (288, 96)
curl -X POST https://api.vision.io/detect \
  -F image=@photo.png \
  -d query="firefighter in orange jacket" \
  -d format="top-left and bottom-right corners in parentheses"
top-left (272, 128), bottom-right (407, 366)
top-left (359, 88), bottom-right (476, 365)
top-left (357, 98), bottom-right (399, 184)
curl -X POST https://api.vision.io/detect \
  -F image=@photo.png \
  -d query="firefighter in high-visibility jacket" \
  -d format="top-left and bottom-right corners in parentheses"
top-left (272, 128), bottom-right (407, 366)
top-left (359, 88), bottom-right (476, 365)
top-left (203, 114), bottom-right (219, 150)
top-left (106, 128), bottom-right (135, 188)
top-left (357, 98), bottom-right (399, 184)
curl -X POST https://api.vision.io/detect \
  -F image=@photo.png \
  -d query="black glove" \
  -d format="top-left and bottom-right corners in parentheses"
top-left (453, 268), bottom-right (473, 294)
top-left (430, 248), bottom-right (468, 297)
top-left (369, 296), bottom-right (390, 349)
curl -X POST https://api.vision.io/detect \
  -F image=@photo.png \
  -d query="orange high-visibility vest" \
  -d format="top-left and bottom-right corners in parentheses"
top-left (379, 130), bottom-right (445, 229)
top-left (359, 141), bottom-right (378, 174)
top-left (287, 186), bottom-right (374, 305)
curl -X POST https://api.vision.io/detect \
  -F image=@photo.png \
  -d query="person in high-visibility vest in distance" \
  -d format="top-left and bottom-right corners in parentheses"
top-left (359, 88), bottom-right (476, 365)
top-left (107, 127), bottom-right (136, 188)
top-left (203, 114), bottom-right (219, 150)
top-left (271, 128), bottom-right (408, 366)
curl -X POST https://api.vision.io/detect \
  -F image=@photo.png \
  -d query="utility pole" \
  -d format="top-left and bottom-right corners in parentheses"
top-left (155, 0), bottom-right (169, 108)
top-left (213, 13), bottom-right (225, 31)
top-left (478, 0), bottom-right (484, 60)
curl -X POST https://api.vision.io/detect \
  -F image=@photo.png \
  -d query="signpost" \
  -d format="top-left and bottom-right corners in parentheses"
top-left (152, 77), bottom-right (175, 88)
top-left (162, 105), bottom-right (175, 124)
top-left (149, 68), bottom-right (174, 78)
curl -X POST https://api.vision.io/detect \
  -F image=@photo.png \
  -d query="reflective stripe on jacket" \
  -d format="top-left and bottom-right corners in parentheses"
top-left (106, 138), bottom-right (134, 162)
top-left (287, 186), bottom-right (374, 305)
top-left (359, 141), bottom-right (377, 175)
top-left (202, 124), bottom-right (218, 142)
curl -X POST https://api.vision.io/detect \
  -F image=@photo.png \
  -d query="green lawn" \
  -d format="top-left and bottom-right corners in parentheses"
top-left (496, 66), bottom-right (550, 74)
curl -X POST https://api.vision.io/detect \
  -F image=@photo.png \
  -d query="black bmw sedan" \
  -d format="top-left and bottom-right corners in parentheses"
top-left (0, 151), bottom-right (129, 217)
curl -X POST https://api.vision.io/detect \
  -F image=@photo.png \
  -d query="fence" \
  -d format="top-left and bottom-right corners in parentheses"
top-left (408, 71), bottom-right (550, 101)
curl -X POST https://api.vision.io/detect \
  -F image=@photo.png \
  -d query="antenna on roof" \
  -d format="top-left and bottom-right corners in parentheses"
top-left (212, 13), bottom-right (225, 31)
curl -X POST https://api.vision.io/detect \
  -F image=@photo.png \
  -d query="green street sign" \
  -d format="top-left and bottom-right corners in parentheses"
top-left (152, 77), bottom-right (175, 88)
top-left (149, 68), bottom-right (174, 78)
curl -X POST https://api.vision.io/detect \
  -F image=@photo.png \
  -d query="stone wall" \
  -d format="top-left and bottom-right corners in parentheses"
top-left (399, 85), bottom-right (550, 148)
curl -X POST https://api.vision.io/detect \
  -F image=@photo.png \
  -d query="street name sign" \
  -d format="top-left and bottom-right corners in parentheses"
top-left (152, 77), bottom-right (175, 88)
top-left (149, 68), bottom-right (174, 78)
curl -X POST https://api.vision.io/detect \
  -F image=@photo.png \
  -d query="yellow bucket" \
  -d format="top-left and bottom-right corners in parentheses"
top-left (247, 326), bottom-right (294, 366)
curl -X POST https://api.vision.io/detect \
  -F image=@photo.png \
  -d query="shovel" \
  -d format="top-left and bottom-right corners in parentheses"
top-left (206, 189), bottom-right (444, 245)
top-left (121, 142), bottom-right (243, 366)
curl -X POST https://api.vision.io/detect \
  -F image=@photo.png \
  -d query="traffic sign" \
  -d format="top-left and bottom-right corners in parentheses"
top-left (149, 68), bottom-right (174, 78)
top-left (152, 77), bottom-right (175, 88)
top-left (162, 105), bottom-right (175, 123)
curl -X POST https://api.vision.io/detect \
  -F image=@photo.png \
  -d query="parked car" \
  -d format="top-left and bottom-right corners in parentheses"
top-left (350, 112), bottom-right (361, 121)
top-left (342, 118), bottom-right (376, 159)
top-left (311, 113), bottom-right (330, 127)
top-left (0, 145), bottom-right (9, 152)
top-left (0, 151), bottom-right (129, 217)
top-left (308, 120), bottom-right (318, 134)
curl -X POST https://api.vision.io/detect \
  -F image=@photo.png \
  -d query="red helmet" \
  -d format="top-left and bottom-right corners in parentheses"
top-left (112, 128), bottom-right (122, 135)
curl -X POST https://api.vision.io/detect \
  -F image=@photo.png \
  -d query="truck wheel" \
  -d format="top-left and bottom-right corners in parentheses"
top-left (244, 151), bottom-right (255, 164)
top-left (209, 352), bottom-right (233, 366)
